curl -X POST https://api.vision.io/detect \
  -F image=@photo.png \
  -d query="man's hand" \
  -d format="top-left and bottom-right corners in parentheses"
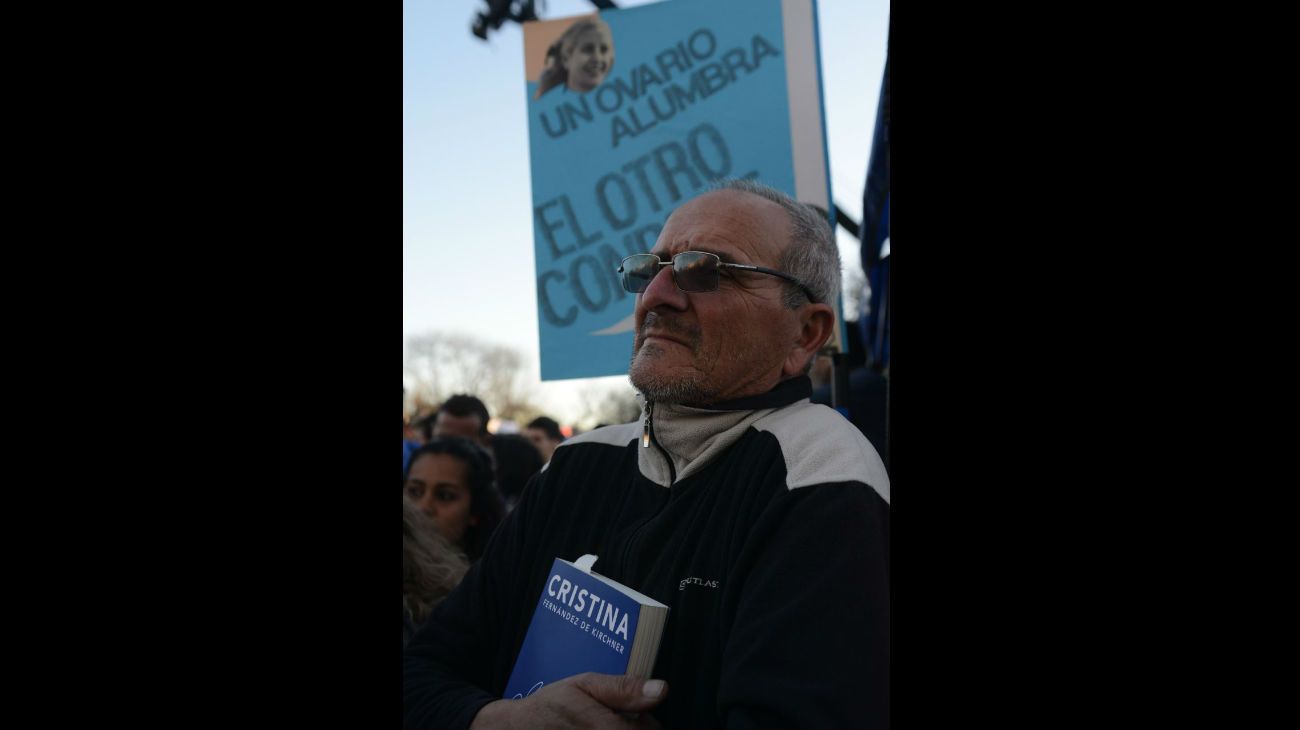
top-left (470, 673), bottom-right (668, 729)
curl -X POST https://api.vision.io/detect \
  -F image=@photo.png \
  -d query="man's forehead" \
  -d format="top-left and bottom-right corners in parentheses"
top-left (653, 190), bottom-right (788, 261)
top-left (650, 240), bottom-right (738, 262)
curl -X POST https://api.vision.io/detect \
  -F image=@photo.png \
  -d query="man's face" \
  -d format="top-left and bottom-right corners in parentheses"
top-left (525, 427), bottom-right (558, 461)
top-left (564, 27), bottom-right (613, 92)
top-left (433, 412), bottom-right (485, 443)
top-left (628, 190), bottom-right (803, 405)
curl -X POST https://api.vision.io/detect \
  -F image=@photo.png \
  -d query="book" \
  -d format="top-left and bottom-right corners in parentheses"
top-left (521, 0), bottom-right (835, 380)
top-left (504, 554), bottom-right (670, 700)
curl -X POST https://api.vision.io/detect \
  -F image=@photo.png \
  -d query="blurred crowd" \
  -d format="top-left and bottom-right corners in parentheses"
top-left (401, 393), bottom-right (573, 645)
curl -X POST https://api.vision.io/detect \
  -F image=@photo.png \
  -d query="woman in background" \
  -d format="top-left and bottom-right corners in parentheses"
top-left (403, 438), bottom-right (505, 562)
top-left (534, 17), bottom-right (615, 99)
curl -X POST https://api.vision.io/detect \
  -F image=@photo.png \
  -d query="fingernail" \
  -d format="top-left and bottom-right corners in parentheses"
top-left (643, 679), bottom-right (666, 699)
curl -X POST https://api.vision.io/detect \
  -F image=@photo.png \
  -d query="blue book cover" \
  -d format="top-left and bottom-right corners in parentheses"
top-left (504, 555), bottom-right (669, 700)
top-left (521, 0), bottom-right (835, 381)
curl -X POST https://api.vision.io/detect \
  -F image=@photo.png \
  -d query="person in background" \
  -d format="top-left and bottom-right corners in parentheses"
top-left (403, 386), bottom-right (423, 474)
top-left (403, 438), bottom-right (505, 562)
top-left (416, 412), bottom-right (438, 444)
top-left (403, 438), bottom-right (418, 476)
top-left (523, 416), bottom-right (565, 463)
top-left (534, 16), bottom-right (615, 99)
top-left (431, 395), bottom-right (544, 513)
top-left (810, 318), bottom-right (889, 471)
top-left (432, 395), bottom-right (492, 448)
top-left (489, 433), bottom-right (544, 511)
top-left (403, 499), bottom-right (470, 648)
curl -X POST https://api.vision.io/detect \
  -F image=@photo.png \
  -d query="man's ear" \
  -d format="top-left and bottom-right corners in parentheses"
top-left (783, 303), bottom-right (836, 378)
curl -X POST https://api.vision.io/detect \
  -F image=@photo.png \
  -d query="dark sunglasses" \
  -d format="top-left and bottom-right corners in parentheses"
top-left (617, 251), bottom-right (819, 303)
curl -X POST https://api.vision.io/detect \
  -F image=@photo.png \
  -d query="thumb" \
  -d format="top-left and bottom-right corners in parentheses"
top-left (572, 673), bottom-right (669, 713)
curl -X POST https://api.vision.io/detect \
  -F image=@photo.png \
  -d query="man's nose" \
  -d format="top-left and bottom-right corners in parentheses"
top-left (638, 263), bottom-right (689, 312)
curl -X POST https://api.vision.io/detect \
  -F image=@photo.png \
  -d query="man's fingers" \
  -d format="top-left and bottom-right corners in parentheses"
top-left (571, 673), bottom-right (669, 713)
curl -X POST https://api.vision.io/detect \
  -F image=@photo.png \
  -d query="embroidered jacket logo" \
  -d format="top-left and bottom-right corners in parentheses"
top-left (678, 576), bottom-right (720, 591)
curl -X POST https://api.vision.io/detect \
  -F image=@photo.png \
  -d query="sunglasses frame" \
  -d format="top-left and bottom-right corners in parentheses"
top-left (617, 251), bottom-right (820, 304)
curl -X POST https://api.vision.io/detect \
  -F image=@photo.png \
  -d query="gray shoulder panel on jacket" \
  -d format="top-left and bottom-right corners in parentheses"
top-left (538, 420), bottom-right (639, 472)
top-left (542, 420), bottom-right (641, 472)
top-left (753, 401), bottom-right (890, 503)
top-left (561, 420), bottom-right (642, 448)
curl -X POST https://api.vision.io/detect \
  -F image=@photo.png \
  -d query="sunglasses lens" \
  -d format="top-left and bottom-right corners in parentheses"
top-left (620, 254), bottom-right (660, 293)
top-left (673, 252), bottom-right (719, 292)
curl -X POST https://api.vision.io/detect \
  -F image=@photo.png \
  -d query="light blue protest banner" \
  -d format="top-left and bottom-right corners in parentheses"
top-left (523, 0), bottom-right (833, 380)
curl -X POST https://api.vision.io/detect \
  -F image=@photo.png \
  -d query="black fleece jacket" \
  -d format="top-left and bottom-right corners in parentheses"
top-left (403, 376), bottom-right (890, 729)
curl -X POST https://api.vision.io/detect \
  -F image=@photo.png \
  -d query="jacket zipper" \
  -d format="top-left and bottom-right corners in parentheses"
top-left (642, 400), bottom-right (677, 483)
top-left (621, 399), bottom-right (675, 578)
top-left (642, 400), bottom-right (653, 447)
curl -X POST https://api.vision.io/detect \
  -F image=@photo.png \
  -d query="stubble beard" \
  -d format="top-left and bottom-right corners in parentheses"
top-left (628, 312), bottom-right (713, 405)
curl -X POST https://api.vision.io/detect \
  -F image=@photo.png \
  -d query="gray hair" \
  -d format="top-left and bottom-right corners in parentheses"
top-left (709, 178), bottom-right (840, 309)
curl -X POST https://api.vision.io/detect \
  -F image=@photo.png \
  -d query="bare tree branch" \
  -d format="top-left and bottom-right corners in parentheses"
top-left (403, 331), bottom-right (540, 425)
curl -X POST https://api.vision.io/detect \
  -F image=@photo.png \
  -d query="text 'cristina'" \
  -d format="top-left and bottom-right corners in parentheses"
top-left (548, 573), bottom-right (630, 641)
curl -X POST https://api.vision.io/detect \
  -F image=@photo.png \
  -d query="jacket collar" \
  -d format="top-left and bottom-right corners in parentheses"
top-left (638, 376), bottom-right (813, 487)
top-left (687, 375), bottom-right (812, 412)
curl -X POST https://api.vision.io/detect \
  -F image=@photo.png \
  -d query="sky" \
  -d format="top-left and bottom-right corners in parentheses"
top-left (404, 0), bottom-right (889, 427)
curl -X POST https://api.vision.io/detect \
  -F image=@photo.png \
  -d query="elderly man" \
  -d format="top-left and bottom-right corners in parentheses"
top-left (404, 179), bottom-right (890, 730)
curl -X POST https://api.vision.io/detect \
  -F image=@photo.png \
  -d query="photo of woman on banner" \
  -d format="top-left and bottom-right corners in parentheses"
top-left (534, 16), bottom-right (615, 99)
